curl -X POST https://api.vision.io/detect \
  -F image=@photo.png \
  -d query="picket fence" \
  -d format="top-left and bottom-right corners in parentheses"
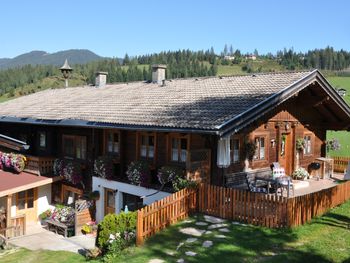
top-left (136, 181), bottom-right (350, 245)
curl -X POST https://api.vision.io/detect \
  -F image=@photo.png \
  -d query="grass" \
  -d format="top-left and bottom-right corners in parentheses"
top-left (326, 76), bottom-right (350, 157)
top-left (2, 200), bottom-right (350, 262)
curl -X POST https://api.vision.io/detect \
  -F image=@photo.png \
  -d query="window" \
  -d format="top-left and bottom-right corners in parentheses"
top-left (303, 135), bottom-right (312, 155)
top-left (230, 138), bottom-right (240, 163)
top-left (106, 130), bottom-right (119, 155)
top-left (139, 133), bottom-right (155, 160)
top-left (254, 137), bottom-right (265, 160)
top-left (62, 135), bottom-right (87, 160)
top-left (39, 132), bottom-right (46, 148)
top-left (170, 135), bottom-right (188, 163)
top-left (17, 189), bottom-right (34, 210)
top-left (122, 192), bottom-right (143, 212)
top-left (61, 185), bottom-right (83, 206)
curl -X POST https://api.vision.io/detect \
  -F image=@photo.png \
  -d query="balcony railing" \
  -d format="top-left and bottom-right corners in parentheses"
top-left (24, 155), bottom-right (55, 176)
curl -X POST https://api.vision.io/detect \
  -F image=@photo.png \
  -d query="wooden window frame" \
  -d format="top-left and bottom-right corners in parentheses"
top-left (62, 135), bottom-right (87, 160)
top-left (136, 132), bottom-right (157, 165)
top-left (104, 130), bottom-right (121, 156)
top-left (230, 137), bottom-right (240, 164)
top-left (38, 131), bottom-right (47, 149)
top-left (252, 133), bottom-right (268, 162)
top-left (168, 133), bottom-right (190, 164)
top-left (17, 188), bottom-right (35, 210)
top-left (303, 133), bottom-right (313, 156)
top-left (60, 184), bottom-right (83, 205)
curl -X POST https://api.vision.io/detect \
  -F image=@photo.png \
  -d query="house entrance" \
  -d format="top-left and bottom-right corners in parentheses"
top-left (104, 188), bottom-right (116, 216)
top-left (16, 188), bottom-right (37, 223)
top-left (278, 132), bottom-right (293, 175)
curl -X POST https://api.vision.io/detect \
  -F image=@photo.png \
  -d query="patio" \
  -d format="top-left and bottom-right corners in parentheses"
top-left (8, 223), bottom-right (96, 254)
top-left (286, 173), bottom-right (345, 197)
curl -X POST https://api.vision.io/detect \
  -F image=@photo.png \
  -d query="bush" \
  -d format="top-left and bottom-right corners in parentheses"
top-left (157, 166), bottom-right (183, 185)
top-left (38, 209), bottom-right (52, 220)
top-left (97, 211), bottom-right (137, 249)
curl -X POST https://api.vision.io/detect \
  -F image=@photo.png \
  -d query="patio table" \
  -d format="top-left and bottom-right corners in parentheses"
top-left (255, 175), bottom-right (292, 197)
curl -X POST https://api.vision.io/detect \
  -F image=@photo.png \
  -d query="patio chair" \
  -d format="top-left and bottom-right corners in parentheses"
top-left (273, 168), bottom-right (294, 197)
top-left (246, 173), bottom-right (268, 193)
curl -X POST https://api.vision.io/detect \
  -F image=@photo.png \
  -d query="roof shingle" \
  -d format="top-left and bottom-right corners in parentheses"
top-left (0, 71), bottom-right (314, 130)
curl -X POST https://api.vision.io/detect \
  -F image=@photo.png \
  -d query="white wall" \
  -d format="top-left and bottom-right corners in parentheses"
top-left (92, 176), bottom-right (171, 222)
top-left (37, 184), bottom-right (54, 216)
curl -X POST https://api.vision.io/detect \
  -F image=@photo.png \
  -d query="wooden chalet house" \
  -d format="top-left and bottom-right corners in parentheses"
top-left (0, 65), bottom-right (349, 225)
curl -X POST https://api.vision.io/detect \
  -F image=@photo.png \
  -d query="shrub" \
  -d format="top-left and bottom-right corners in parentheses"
top-left (39, 209), bottom-right (52, 220)
top-left (326, 138), bottom-right (341, 152)
top-left (97, 211), bottom-right (137, 249)
top-left (126, 160), bottom-right (151, 187)
top-left (157, 166), bottom-right (183, 185)
top-left (94, 156), bottom-right (114, 180)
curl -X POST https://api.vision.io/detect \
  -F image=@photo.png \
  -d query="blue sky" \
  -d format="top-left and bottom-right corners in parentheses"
top-left (1, 0), bottom-right (349, 58)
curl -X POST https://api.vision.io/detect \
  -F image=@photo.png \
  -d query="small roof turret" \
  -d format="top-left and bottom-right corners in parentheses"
top-left (60, 59), bottom-right (72, 71)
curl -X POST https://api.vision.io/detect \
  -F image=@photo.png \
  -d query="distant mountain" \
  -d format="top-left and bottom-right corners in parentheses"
top-left (0, 49), bottom-right (106, 69)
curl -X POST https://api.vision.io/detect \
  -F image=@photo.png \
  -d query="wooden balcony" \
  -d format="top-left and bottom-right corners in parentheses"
top-left (24, 155), bottom-right (55, 177)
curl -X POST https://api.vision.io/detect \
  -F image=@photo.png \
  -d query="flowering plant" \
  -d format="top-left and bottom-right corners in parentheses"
top-left (326, 138), bottom-right (341, 152)
top-left (296, 138), bottom-right (305, 152)
top-left (50, 205), bottom-right (75, 225)
top-left (292, 167), bottom-right (309, 180)
top-left (157, 166), bottom-right (182, 185)
top-left (53, 159), bottom-right (83, 186)
top-left (126, 160), bottom-right (151, 187)
top-left (94, 156), bottom-right (114, 180)
top-left (0, 151), bottom-right (26, 173)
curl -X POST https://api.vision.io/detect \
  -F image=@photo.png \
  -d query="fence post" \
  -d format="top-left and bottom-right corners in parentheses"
top-left (136, 209), bottom-right (144, 246)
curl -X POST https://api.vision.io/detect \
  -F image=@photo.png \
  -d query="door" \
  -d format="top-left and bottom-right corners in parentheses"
top-left (16, 188), bottom-right (37, 223)
top-left (279, 132), bottom-right (293, 175)
top-left (104, 188), bottom-right (116, 216)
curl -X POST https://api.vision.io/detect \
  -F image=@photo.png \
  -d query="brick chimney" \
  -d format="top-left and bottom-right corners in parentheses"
top-left (95, 72), bottom-right (108, 88)
top-left (152, 64), bottom-right (167, 84)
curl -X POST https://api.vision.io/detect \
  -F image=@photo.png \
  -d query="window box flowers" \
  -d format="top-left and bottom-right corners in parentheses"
top-left (0, 151), bottom-right (26, 173)
top-left (53, 159), bottom-right (83, 186)
top-left (94, 156), bottom-right (114, 180)
top-left (126, 160), bottom-right (151, 187)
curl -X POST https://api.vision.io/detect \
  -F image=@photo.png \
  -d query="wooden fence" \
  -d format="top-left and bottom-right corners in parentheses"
top-left (333, 156), bottom-right (350, 173)
top-left (136, 188), bottom-right (197, 245)
top-left (136, 181), bottom-right (350, 245)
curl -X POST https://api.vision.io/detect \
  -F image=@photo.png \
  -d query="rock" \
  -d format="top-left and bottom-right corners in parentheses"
top-left (202, 240), bottom-right (213, 248)
top-left (204, 215), bottom-right (225, 224)
top-left (205, 230), bottom-right (212, 235)
top-left (177, 259), bottom-right (185, 263)
top-left (208, 223), bottom-right (228, 229)
top-left (182, 219), bottom-right (193, 224)
top-left (214, 234), bottom-right (226, 239)
top-left (195, 221), bottom-right (208, 226)
top-left (165, 250), bottom-right (175, 256)
top-left (176, 242), bottom-right (184, 251)
top-left (185, 251), bottom-right (197, 256)
top-left (148, 259), bottom-right (165, 263)
top-left (179, 227), bottom-right (205, 237)
top-left (186, 238), bottom-right (197, 243)
top-left (218, 228), bottom-right (230, 233)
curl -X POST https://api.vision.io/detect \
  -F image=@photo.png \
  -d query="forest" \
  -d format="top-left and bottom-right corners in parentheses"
top-left (0, 46), bottom-right (349, 99)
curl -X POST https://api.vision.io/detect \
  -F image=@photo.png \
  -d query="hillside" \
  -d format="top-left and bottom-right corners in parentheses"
top-left (0, 49), bottom-right (105, 69)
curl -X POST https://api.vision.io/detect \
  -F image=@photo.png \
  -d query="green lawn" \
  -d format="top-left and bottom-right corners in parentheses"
top-left (3, 200), bottom-right (349, 263)
top-left (326, 76), bottom-right (350, 157)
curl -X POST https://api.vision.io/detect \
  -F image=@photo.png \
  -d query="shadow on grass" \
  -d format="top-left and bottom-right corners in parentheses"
top-left (313, 211), bottom-right (350, 229)
top-left (129, 215), bottom-right (333, 263)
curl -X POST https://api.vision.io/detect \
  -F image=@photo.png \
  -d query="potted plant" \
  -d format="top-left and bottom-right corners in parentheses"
top-left (295, 138), bottom-right (305, 169)
top-left (243, 140), bottom-right (257, 171)
top-left (292, 167), bottom-right (309, 180)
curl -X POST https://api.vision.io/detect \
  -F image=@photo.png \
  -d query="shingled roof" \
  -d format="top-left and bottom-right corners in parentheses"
top-left (0, 70), bottom-right (346, 135)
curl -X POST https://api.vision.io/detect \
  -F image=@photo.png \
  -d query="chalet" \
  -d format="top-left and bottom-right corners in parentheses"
top-left (0, 66), bottom-right (349, 228)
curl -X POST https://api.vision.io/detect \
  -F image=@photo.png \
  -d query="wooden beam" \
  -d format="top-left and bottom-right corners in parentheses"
top-left (6, 194), bottom-right (12, 235)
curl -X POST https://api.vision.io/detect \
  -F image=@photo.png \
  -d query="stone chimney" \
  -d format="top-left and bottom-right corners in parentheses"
top-left (152, 64), bottom-right (167, 84)
top-left (95, 72), bottom-right (108, 88)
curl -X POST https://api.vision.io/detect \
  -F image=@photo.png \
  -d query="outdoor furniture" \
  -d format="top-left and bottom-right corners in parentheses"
top-left (254, 175), bottom-right (278, 194)
top-left (276, 176), bottom-right (294, 198)
top-left (246, 173), bottom-right (268, 193)
top-left (46, 219), bottom-right (73, 237)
